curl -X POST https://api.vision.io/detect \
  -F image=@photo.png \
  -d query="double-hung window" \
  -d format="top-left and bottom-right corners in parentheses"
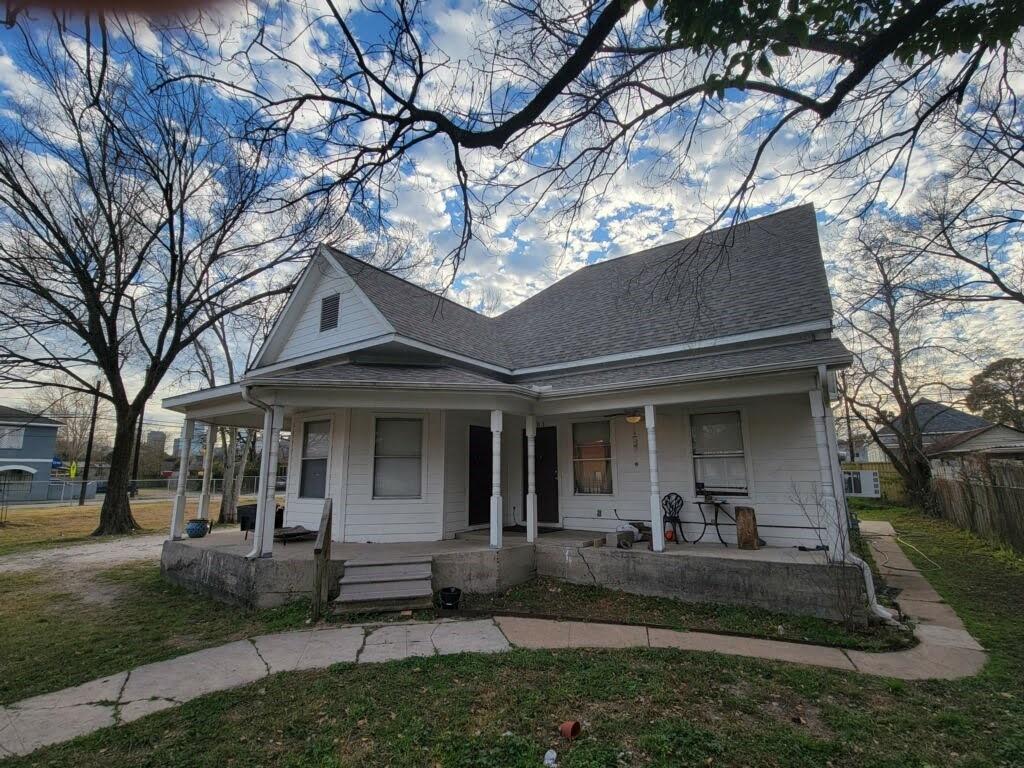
top-left (0, 427), bottom-right (24, 450)
top-left (691, 411), bottom-right (748, 495)
top-left (299, 420), bottom-right (330, 498)
top-left (572, 421), bottom-right (613, 494)
top-left (373, 418), bottom-right (423, 499)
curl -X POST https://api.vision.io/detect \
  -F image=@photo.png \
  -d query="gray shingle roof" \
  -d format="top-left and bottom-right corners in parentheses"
top-left (882, 400), bottom-right (991, 437)
top-left (521, 338), bottom-right (850, 392)
top-left (246, 338), bottom-right (849, 394)
top-left (327, 204), bottom-right (834, 371)
top-left (0, 404), bottom-right (62, 426)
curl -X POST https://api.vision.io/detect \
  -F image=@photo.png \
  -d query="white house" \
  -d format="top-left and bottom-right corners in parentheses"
top-left (162, 205), bottom-right (879, 620)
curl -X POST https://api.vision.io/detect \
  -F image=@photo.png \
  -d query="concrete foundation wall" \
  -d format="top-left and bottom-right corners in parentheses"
top-left (161, 540), bottom-right (345, 609)
top-left (433, 544), bottom-right (535, 594)
top-left (536, 544), bottom-right (868, 622)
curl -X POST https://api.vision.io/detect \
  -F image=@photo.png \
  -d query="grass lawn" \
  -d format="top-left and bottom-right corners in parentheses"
top-left (0, 500), bottom-right (178, 556)
top-left (4, 501), bottom-right (1023, 766)
top-left (0, 563), bottom-right (308, 705)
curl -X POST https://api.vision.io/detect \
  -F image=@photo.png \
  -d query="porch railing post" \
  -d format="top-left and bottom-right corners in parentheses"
top-left (257, 405), bottom-right (284, 558)
top-left (247, 408), bottom-right (274, 559)
top-left (169, 418), bottom-right (195, 541)
top-left (645, 405), bottom-right (666, 553)
top-left (490, 409), bottom-right (503, 549)
top-left (311, 498), bottom-right (333, 622)
top-left (525, 415), bottom-right (537, 543)
top-left (197, 424), bottom-right (217, 521)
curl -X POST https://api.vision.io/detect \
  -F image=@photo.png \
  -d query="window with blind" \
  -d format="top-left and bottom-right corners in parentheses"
top-left (299, 420), bottom-right (330, 498)
top-left (0, 428), bottom-right (24, 450)
top-left (319, 293), bottom-right (340, 332)
top-left (690, 411), bottom-right (748, 495)
top-left (572, 421), bottom-right (613, 494)
top-left (373, 418), bottom-right (423, 499)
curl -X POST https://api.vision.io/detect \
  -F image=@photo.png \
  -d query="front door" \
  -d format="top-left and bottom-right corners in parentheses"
top-left (467, 425), bottom-right (491, 526)
top-left (523, 425), bottom-right (559, 525)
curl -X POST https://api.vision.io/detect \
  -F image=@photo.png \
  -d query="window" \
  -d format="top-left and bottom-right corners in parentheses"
top-left (319, 293), bottom-right (340, 332)
top-left (0, 428), bottom-right (24, 450)
top-left (572, 421), bottom-right (612, 494)
top-left (299, 420), bottom-right (330, 498)
top-left (0, 469), bottom-right (33, 500)
top-left (373, 418), bottom-right (423, 498)
top-left (691, 411), bottom-right (748, 496)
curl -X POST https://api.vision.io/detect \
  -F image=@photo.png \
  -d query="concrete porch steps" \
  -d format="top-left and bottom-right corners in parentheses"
top-left (334, 557), bottom-right (434, 613)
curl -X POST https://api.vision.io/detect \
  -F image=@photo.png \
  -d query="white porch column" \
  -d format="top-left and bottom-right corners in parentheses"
top-left (169, 418), bottom-right (195, 540)
top-left (809, 389), bottom-right (844, 561)
top-left (489, 409), bottom-right (503, 549)
top-left (256, 406), bottom-right (284, 558)
top-left (247, 408), bottom-right (275, 558)
top-left (196, 425), bottom-right (216, 521)
top-left (525, 415), bottom-right (537, 544)
top-left (645, 405), bottom-right (666, 553)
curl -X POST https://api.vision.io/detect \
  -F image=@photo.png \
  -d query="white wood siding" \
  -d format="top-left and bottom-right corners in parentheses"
top-left (342, 409), bottom-right (445, 542)
top-left (261, 258), bottom-right (391, 365)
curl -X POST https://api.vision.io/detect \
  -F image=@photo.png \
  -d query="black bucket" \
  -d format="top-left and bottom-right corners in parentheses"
top-left (438, 587), bottom-right (462, 610)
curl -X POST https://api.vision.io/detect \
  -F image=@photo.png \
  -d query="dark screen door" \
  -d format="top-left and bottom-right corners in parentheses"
top-left (523, 426), bottom-right (559, 525)
top-left (468, 425), bottom-right (491, 526)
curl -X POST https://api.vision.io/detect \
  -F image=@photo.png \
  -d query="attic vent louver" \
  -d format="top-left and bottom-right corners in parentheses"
top-left (320, 293), bottom-right (340, 332)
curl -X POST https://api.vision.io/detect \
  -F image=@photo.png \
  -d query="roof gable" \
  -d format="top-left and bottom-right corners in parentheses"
top-left (253, 250), bottom-right (394, 368)
top-left (886, 399), bottom-right (991, 436)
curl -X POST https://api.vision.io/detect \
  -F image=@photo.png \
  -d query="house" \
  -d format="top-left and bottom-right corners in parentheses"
top-left (927, 423), bottom-right (1024, 479)
top-left (838, 439), bottom-right (870, 463)
top-left (161, 205), bottom-right (881, 621)
top-left (0, 405), bottom-right (62, 502)
top-left (866, 399), bottom-right (992, 463)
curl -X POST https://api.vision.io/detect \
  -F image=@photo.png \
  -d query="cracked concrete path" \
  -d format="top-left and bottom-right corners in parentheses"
top-left (0, 523), bottom-right (986, 759)
top-left (0, 534), bottom-right (165, 575)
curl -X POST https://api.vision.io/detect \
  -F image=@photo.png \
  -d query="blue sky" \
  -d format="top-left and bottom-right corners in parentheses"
top-left (0, 1), bottom-right (1021, 433)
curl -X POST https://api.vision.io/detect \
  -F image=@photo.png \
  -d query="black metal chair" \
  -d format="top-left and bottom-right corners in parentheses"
top-left (661, 492), bottom-right (687, 544)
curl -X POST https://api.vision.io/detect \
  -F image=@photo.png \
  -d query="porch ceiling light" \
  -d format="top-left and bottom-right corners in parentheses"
top-left (625, 412), bottom-right (643, 424)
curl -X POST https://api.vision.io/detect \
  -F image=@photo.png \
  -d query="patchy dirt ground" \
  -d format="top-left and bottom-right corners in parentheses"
top-left (0, 532), bottom-right (165, 575)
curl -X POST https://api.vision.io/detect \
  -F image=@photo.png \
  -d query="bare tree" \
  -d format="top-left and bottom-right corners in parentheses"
top-left (0, 15), bottom-right (340, 534)
top-left (25, 373), bottom-right (112, 461)
top-left (836, 223), bottom-right (977, 509)
top-left (164, 0), bottom-right (1022, 277)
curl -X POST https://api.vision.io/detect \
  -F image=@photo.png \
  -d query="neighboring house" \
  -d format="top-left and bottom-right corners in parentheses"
top-left (162, 205), bottom-right (869, 619)
top-left (866, 399), bottom-right (991, 463)
top-left (928, 424), bottom-right (1024, 479)
top-left (838, 439), bottom-right (870, 463)
top-left (0, 405), bottom-right (62, 502)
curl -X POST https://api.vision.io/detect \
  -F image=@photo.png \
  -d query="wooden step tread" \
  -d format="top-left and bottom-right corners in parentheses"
top-left (343, 556), bottom-right (433, 567)
top-left (340, 572), bottom-right (432, 586)
top-left (337, 581), bottom-right (433, 602)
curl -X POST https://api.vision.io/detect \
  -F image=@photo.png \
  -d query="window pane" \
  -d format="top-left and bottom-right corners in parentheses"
top-left (695, 456), bottom-right (747, 492)
top-left (373, 457), bottom-right (422, 498)
top-left (572, 421), bottom-right (611, 459)
top-left (0, 428), bottom-right (24, 450)
top-left (299, 458), bottom-right (327, 498)
top-left (302, 421), bottom-right (331, 459)
top-left (691, 412), bottom-right (743, 454)
top-left (375, 419), bottom-right (423, 457)
top-left (574, 460), bottom-right (612, 494)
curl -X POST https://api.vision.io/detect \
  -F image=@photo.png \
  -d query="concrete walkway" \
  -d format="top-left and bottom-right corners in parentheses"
top-left (0, 521), bottom-right (986, 759)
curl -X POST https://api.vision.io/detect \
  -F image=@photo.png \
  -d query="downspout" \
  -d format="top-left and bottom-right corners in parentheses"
top-left (241, 384), bottom-right (272, 559)
top-left (817, 365), bottom-right (899, 626)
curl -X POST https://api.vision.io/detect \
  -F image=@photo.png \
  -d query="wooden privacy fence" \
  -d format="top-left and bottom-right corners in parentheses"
top-left (932, 458), bottom-right (1024, 553)
top-left (842, 462), bottom-right (907, 503)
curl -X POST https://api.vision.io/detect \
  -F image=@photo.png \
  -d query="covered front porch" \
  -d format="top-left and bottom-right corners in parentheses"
top-left (160, 365), bottom-right (861, 619)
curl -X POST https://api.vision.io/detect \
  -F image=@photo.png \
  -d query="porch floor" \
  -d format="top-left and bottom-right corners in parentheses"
top-left (177, 526), bottom-right (824, 565)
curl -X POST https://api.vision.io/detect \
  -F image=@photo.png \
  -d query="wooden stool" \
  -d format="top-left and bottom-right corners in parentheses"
top-left (735, 506), bottom-right (760, 550)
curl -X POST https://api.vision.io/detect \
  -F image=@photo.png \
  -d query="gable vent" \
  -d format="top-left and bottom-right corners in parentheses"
top-left (319, 293), bottom-right (340, 332)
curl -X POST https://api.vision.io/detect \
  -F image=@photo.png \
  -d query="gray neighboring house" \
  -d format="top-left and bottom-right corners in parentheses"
top-left (867, 399), bottom-right (991, 463)
top-left (0, 405), bottom-right (62, 502)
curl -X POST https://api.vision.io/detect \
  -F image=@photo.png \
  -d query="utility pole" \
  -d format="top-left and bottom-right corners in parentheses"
top-left (78, 381), bottom-right (101, 507)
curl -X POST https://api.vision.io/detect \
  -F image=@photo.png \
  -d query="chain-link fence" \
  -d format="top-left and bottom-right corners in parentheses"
top-left (0, 475), bottom-right (284, 505)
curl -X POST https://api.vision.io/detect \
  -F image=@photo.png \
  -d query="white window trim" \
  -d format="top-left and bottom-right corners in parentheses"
top-left (570, 419), bottom-right (615, 496)
top-left (683, 405), bottom-right (755, 501)
top-left (297, 416), bottom-right (333, 500)
top-left (371, 413), bottom-right (428, 502)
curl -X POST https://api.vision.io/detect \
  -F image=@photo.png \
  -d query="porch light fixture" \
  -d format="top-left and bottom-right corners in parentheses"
top-left (625, 412), bottom-right (643, 424)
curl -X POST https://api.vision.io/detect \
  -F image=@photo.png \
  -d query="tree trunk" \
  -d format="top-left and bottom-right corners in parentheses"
top-left (218, 427), bottom-right (239, 524)
top-left (93, 408), bottom-right (141, 535)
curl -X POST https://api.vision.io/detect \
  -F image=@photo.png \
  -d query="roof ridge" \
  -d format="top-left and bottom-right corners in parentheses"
top-left (325, 246), bottom-right (492, 321)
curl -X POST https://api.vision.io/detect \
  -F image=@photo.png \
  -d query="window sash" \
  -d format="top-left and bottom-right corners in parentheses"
top-left (572, 421), bottom-right (613, 494)
top-left (0, 428), bottom-right (25, 450)
top-left (298, 420), bottom-right (331, 499)
top-left (373, 418), bottom-right (423, 498)
top-left (691, 411), bottom-right (748, 495)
